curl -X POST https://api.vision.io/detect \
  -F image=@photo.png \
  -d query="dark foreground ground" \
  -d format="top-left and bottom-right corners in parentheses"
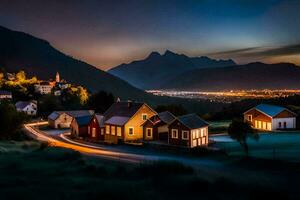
top-left (0, 141), bottom-right (300, 200)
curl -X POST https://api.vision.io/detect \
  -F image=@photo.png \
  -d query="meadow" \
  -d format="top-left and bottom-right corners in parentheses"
top-left (0, 140), bottom-right (300, 200)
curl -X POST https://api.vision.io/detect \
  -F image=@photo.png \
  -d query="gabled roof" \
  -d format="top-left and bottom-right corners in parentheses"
top-left (95, 114), bottom-right (105, 127)
top-left (245, 104), bottom-right (296, 117)
top-left (15, 101), bottom-right (36, 110)
top-left (105, 116), bottom-right (130, 126)
top-left (103, 101), bottom-right (144, 119)
top-left (74, 115), bottom-right (93, 126)
top-left (176, 114), bottom-right (209, 129)
top-left (158, 111), bottom-right (176, 124)
top-left (48, 110), bottom-right (94, 120)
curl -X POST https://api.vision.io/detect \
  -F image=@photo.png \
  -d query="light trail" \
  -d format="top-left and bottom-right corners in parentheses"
top-left (24, 122), bottom-right (147, 163)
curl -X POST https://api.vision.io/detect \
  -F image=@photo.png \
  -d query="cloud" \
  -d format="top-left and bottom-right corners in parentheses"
top-left (209, 44), bottom-right (300, 59)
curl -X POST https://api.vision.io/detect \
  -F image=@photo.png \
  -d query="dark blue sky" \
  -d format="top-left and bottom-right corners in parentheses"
top-left (1, 0), bottom-right (300, 69)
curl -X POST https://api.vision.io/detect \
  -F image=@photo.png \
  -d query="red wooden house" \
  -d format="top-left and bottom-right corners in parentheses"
top-left (87, 114), bottom-right (105, 142)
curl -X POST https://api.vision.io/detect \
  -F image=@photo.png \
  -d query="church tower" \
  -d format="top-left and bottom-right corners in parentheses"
top-left (55, 72), bottom-right (60, 83)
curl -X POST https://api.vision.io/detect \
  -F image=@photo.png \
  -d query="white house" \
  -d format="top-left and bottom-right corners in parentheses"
top-left (34, 82), bottom-right (53, 94)
top-left (244, 104), bottom-right (297, 131)
top-left (0, 90), bottom-right (12, 100)
top-left (15, 101), bottom-right (37, 115)
top-left (48, 110), bottom-right (94, 129)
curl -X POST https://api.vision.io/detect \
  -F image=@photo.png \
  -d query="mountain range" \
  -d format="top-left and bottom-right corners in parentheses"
top-left (109, 50), bottom-right (235, 89)
top-left (161, 62), bottom-right (300, 91)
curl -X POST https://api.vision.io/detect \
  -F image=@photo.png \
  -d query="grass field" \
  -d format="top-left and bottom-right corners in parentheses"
top-left (0, 140), bottom-right (300, 200)
top-left (208, 120), bottom-right (231, 134)
top-left (211, 132), bottom-right (300, 162)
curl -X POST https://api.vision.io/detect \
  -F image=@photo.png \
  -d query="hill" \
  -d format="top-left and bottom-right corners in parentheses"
top-left (0, 26), bottom-right (149, 99)
top-left (0, 26), bottom-right (224, 114)
top-left (160, 62), bottom-right (300, 90)
top-left (109, 50), bottom-right (235, 89)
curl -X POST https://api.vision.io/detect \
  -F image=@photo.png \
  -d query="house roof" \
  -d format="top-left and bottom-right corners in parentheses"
top-left (177, 114), bottom-right (209, 129)
top-left (247, 104), bottom-right (296, 117)
top-left (74, 115), bottom-right (93, 126)
top-left (48, 110), bottom-right (94, 120)
top-left (0, 90), bottom-right (12, 95)
top-left (95, 114), bottom-right (105, 127)
top-left (103, 101), bottom-right (144, 119)
top-left (105, 116), bottom-right (130, 126)
top-left (15, 101), bottom-right (36, 110)
top-left (158, 111), bottom-right (176, 124)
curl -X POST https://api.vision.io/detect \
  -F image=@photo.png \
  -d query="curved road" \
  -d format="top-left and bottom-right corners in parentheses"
top-left (24, 122), bottom-right (226, 173)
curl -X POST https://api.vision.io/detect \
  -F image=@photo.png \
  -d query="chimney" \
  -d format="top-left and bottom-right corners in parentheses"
top-left (127, 100), bottom-right (132, 107)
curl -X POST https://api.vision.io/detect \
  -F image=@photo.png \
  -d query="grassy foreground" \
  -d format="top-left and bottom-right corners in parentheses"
top-left (0, 141), bottom-right (299, 200)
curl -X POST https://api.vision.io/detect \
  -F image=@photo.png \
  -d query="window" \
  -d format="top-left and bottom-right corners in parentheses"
top-left (101, 128), bottom-right (104, 135)
top-left (200, 129), bottom-right (204, 137)
top-left (196, 130), bottom-right (200, 138)
top-left (128, 127), bottom-right (134, 135)
top-left (182, 131), bottom-right (189, 140)
top-left (278, 122), bottom-right (282, 128)
top-left (117, 127), bottom-right (122, 136)
top-left (247, 115), bottom-right (252, 122)
top-left (146, 128), bottom-right (152, 138)
top-left (171, 129), bottom-right (178, 139)
top-left (88, 126), bottom-right (90, 134)
top-left (283, 122), bottom-right (287, 129)
top-left (92, 128), bottom-right (96, 137)
top-left (111, 126), bottom-right (116, 135)
top-left (142, 114), bottom-right (147, 121)
top-left (106, 125), bottom-right (110, 134)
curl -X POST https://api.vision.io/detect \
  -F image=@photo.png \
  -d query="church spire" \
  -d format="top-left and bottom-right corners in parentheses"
top-left (55, 72), bottom-right (60, 82)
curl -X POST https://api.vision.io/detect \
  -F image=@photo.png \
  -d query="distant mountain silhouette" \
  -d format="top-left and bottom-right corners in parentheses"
top-left (160, 62), bottom-right (300, 90)
top-left (109, 50), bottom-right (236, 89)
top-left (0, 26), bottom-right (149, 99)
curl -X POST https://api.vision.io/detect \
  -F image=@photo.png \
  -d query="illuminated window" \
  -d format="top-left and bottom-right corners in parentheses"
top-left (128, 127), bottom-right (134, 135)
top-left (182, 131), bottom-right (189, 140)
top-left (146, 128), bottom-right (152, 138)
top-left (117, 127), bottom-right (122, 136)
top-left (101, 128), bottom-right (104, 135)
top-left (142, 114), bottom-right (147, 121)
top-left (92, 128), bottom-right (96, 137)
top-left (106, 125), bottom-right (110, 134)
top-left (247, 115), bottom-right (252, 122)
top-left (171, 129), bottom-right (178, 139)
top-left (111, 126), bottom-right (116, 135)
top-left (88, 126), bottom-right (90, 134)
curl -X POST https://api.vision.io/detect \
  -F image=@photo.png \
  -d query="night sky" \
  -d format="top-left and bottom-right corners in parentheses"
top-left (1, 0), bottom-right (300, 70)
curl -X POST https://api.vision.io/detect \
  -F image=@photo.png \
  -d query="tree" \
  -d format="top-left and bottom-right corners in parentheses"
top-left (227, 119), bottom-right (259, 156)
top-left (155, 104), bottom-right (187, 116)
top-left (16, 70), bottom-right (26, 82)
top-left (88, 91), bottom-right (114, 113)
top-left (38, 94), bottom-right (63, 117)
top-left (0, 102), bottom-right (28, 139)
top-left (77, 86), bottom-right (89, 105)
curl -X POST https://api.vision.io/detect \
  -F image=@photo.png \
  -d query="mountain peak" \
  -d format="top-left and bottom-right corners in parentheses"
top-left (163, 50), bottom-right (177, 56)
top-left (147, 51), bottom-right (161, 59)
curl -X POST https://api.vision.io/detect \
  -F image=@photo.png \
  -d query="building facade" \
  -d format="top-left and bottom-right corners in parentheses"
top-left (168, 114), bottom-right (209, 148)
top-left (48, 110), bottom-right (94, 129)
top-left (15, 101), bottom-right (37, 115)
top-left (244, 104), bottom-right (297, 131)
